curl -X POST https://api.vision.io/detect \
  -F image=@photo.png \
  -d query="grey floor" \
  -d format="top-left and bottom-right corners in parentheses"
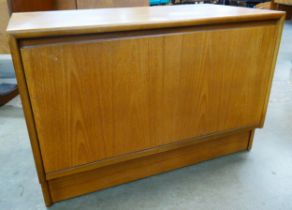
top-left (1, 21), bottom-right (292, 210)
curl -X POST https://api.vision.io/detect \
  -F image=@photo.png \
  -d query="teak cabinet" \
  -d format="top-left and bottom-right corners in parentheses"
top-left (7, 5), bottom-right (284, 206)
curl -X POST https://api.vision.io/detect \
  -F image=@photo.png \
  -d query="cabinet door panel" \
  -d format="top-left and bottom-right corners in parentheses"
top-left (21, 24), bottom-right (276, 173)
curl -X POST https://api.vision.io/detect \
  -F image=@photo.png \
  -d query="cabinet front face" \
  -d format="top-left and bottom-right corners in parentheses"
top-left (20, 23), bottom-right (277, 173)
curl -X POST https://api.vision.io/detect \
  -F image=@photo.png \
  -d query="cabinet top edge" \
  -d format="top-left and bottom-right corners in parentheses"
top-left (7, 4), bottom-right (285, 38)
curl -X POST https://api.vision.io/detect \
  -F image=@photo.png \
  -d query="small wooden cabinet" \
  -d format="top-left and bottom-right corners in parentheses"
top-left (7, 5), bottom-right (284, 206)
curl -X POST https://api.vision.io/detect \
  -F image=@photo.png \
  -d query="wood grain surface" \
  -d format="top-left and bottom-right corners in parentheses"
top-left (20, 23), bottom-right (277, 173)
top-left (48, 130), bottom-right (251, 202)
top-left (9, 37), bottom-right (53, 206)
top-left (9, 5), bottom-right (284, 206)
top-left (0, 0), bottom-right (10, 53)
top-left (7, 4), bottom-right (284, 38)
top-left (7, 0), bottom-right (55, 12)
top-left (274, 0), bottom-right (292, 5)
top-left (7, 0), bottom-right (77, 12)
top-left (55, 0), bottom-right (77, 10)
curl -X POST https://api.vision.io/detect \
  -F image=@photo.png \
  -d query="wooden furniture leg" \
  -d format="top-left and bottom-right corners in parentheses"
top-left (0, 83), bottom-right (18, 106)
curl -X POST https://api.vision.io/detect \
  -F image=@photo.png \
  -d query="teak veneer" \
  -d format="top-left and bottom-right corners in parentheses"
top-left (7, 4), bottom-right (285, 206)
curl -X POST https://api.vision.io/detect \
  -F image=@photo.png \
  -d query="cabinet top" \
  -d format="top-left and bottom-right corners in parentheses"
top-left (7, 4), bottom-right (284, 38)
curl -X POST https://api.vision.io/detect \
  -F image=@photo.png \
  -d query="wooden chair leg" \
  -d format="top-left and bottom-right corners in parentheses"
top-left (247, 129), bottom-right (255, 151)
top-left (0, 83), bottom-right (18, 106)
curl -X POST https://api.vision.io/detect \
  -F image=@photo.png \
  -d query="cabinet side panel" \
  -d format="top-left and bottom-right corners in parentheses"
top-left (259, 16), bottom-right (285, 126)
top-left (9, 37), bottom-right (52, 206)
top-left (20, 24), bottom-right (277, 173)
